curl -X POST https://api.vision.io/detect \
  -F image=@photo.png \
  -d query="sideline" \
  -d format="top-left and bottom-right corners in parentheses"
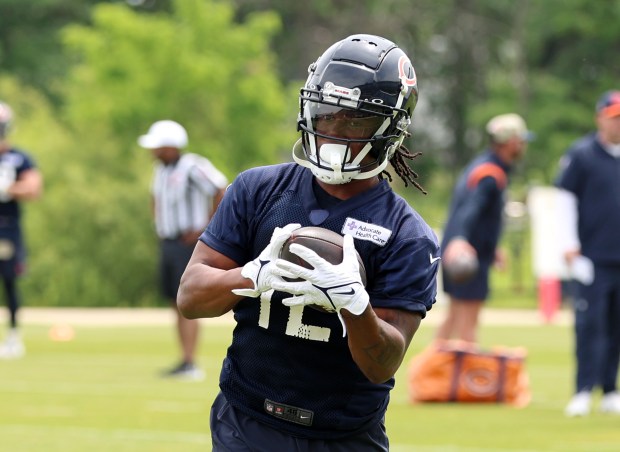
top-left (1, 306), bottom-right (571, 327)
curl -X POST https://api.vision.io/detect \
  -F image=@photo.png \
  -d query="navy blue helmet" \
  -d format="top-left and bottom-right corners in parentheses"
top-left (294, 34), bottom-right (418, 184)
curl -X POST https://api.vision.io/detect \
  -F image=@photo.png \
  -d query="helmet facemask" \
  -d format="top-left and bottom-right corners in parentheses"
top-left (294, 83), bottom-right (411, 185)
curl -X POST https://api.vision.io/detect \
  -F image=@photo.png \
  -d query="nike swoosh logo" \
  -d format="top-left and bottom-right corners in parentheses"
top-left (333, 288), bottom-right (355, 296)
top-left (429, 253), bottom-right (441, 264)
top-left (255, 259), bottom-right (271, 281)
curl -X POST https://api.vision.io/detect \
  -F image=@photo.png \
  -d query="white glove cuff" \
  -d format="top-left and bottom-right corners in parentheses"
top-left (342, 290), bottom-right (369, 316)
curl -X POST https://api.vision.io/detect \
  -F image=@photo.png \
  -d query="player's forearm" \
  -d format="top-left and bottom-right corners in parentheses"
top-left (342, 307), bottom-right (413, 384)
top-left (10, 171), bottom-right (43, 200)
top-left (177, 265), bottom-right (244, 319)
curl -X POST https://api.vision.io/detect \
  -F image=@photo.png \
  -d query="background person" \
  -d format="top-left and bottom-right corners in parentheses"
top-left (0, 101), bottom-right (43, 359)
top-left (435, 113), bottom-right (531, 344)
top-left (556, 90), bottom-right (620, 417)
top-left (177, 34), bottom-right (439, 450)
top-left (138, 119), bottom-right (227, 379)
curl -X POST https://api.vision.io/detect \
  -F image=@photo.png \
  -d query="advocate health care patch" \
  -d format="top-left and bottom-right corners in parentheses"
top-left (342, 217), bottom-right (392, 247)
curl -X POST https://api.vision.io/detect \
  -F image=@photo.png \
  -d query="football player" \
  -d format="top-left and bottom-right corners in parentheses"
top-left (178, 34), bottom-right (439, 450)
top-left (0, 102), bottom-right (43, 359)
top-left (435, 113), bottom-right (532, 344)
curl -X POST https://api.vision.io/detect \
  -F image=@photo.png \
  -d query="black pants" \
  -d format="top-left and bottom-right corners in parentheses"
top-left (210, 392), bottom-right (389, 452)
top-left (159, 239), bottom-right (193, 300)
top-left (572, 265), bottom-right (620, 394)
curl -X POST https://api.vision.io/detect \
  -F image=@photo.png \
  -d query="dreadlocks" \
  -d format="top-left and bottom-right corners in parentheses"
top-left (379, 144), bottom-right (427, 194)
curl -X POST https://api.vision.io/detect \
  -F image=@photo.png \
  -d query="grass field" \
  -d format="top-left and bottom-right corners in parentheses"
top-left (1, 309), bottom-right (619, 452)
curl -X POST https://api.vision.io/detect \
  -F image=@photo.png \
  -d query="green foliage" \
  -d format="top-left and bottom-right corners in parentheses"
top-left (519, 0), bottom-right (620, 184)
top-left (0, 0), bottom-right (117, 105)
top-left (0, 75), bottom-right (155, 307)
top-left (9, 0), bottom-right (297, 307)
top-left (61, 0), bottom-right (295, 174)
top-left (2, 0), bottom-right (620, 307)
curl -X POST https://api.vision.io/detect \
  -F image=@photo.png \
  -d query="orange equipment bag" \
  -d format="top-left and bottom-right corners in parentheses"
top-left (407, 340), bottom-right (531, 407)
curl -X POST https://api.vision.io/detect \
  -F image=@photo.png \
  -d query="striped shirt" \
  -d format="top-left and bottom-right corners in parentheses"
top-left (151, 153), bottom-right (227, 240)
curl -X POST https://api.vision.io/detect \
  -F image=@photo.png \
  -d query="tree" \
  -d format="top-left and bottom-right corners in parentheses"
top-left (0, 0), bottom-right (115, 104)
top-left (21, 0), bottom-right (296, 306)
top-left (4, 0), bottom-right (620, 306)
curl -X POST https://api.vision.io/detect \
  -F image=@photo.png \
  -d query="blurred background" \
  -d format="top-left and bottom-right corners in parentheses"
top-left (0, 0), bottom-right (617, 309)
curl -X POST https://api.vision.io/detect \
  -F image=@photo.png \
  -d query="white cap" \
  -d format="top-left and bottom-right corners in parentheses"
top-left (138, 120), bottom-right (188, 149)
top-left (485, 113), bottom-right (533, 144)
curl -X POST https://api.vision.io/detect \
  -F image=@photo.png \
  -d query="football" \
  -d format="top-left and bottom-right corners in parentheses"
top-left (443, 251), bottom-right (479, 284)
top-left (278, 226), bottom-right (367, 312)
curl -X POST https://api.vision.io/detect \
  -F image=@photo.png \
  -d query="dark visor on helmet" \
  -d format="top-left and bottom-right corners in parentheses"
top-left (308, 103), bottom-right (384, 140)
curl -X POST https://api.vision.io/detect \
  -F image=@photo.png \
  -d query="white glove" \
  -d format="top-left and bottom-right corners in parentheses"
top-left (232, 223), bottom-right (301, 298)
top-left (271, 234), bottom-right (369, 336)
top-left (570, 255), bottom-right (594, 285)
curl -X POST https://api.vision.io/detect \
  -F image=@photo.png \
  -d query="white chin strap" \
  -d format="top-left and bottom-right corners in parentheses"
top-left (292, 138), bottom-right (389, 185)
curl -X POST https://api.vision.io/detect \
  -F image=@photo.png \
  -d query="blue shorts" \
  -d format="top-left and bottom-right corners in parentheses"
top-left (210, 392), bottom-right (389, 451)
top-left (442, 254), bottom-right (492, 301)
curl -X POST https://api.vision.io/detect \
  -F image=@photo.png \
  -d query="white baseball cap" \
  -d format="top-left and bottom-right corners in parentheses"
top-left (486, 113), bottom-right (534, 144)
top-left (138, 120), bottom-right (188, 149)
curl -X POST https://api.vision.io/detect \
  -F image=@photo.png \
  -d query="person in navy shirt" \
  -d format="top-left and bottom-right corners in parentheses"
top-left (435, 113), bottom-right (531, 344)
top-left (178, 34), bottom-right (439, 450)
top-left (556, 90), bottom-right (620, 417)
top-left (0, 101), bottom-right (43, 359)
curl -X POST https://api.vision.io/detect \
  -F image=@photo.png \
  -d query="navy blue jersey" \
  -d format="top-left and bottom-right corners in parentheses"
top-left (0, 147), bottom-right (35, 220)
top-left (0, 147), bottom-right (36, 276)
top-left (201, 162), bottom-right (439, 439)
top-left (441, 151), bottom-right (509, 260)
top-left (555, 133), bottom-right (620, 264)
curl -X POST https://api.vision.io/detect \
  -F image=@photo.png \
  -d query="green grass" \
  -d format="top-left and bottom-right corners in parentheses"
top-left (1, 318), bottom-right (618, 451)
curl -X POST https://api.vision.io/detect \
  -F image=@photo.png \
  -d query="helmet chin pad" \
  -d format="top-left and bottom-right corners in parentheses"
top-left (317, 143), bottom-right (349, 167)
top-left (292, 138), bottom-right (389, 185)
top-left (316, 143), bottom-right (349, 184)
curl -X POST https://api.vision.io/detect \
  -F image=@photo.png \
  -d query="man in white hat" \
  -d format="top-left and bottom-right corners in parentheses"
top-left (138, 120), bottom-right (227, 379)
